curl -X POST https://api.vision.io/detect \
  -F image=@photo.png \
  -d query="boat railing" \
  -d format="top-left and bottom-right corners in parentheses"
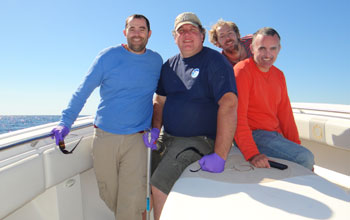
top-left (292, 105), bottom-right (350, 120)
top-left (0, 117), bottom-right (94, 152)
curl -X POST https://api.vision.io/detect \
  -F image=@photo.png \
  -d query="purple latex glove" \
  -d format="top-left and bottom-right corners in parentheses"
top-left (51, 125), bottom-right (70, 146)
top-left (198, 153), bottom-right (225, 173)
top-left (142, 128), bottom-right (160, 150)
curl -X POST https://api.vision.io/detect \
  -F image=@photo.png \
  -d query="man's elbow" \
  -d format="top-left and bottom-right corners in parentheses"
top-left (219, 92), bottom-right (238, 111)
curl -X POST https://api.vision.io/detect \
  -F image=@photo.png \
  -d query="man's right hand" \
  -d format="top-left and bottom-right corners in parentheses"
top-left (142, 128), bottom-right (160, 150)
top-left (249, 153), bottom-right (271, 168)
top-left (51, 125), bottom-right (70, 146)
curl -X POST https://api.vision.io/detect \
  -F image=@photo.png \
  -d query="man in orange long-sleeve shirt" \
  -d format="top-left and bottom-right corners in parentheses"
top-left (234, 27), bottom-right (314, 170)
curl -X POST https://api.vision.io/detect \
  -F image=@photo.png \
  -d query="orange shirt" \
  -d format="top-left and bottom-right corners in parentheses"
top-left (234, 58), bottom-right (301, 160)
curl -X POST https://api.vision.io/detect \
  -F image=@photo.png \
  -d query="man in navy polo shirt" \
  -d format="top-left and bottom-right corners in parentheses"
top-left (143, 12), bottom-right (238, 220)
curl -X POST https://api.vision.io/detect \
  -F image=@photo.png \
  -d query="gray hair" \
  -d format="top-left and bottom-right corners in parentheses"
top-left (252, 27), bottom-right (281, 44)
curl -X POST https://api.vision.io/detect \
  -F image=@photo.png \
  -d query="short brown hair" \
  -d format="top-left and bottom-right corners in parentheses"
top-left (125, 14), bottom-right (150, 31)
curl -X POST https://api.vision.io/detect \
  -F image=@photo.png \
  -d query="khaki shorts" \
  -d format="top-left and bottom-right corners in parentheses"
top-left (151, 132), bottom-right (214, 194)
top-left (92, 128), bottom-right (147, 220)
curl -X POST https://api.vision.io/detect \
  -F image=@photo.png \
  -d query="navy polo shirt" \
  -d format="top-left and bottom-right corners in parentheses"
top-left (157, 47), bottom-right (237, 139)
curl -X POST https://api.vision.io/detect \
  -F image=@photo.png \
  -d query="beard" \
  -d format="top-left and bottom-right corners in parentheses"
top-left (224, 41), bottom-right (240, 54)
top-left (127, 37), bottom-right (148, 53)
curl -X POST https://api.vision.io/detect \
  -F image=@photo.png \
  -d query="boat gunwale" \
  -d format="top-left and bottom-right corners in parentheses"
top-left (0, 120), bottom-right (93, 152)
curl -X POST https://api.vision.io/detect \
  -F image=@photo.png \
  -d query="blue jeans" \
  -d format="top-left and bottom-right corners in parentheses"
top-left (252, 130), bottom-right (315, 170)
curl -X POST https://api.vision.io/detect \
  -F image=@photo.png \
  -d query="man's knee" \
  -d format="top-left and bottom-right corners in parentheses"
top-left (152, 185), bottom-right (167, 197)
top-left (296, 147), bottom-right (315, 170)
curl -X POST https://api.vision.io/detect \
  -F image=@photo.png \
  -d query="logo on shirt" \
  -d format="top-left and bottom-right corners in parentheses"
top-left (191, 68), bottom-right (200, 78)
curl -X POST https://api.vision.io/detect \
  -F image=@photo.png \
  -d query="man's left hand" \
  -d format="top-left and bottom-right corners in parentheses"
top-left (199, 153), bottom-right (225, 173)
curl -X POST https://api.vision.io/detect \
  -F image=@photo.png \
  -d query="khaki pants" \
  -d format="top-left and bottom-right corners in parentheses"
top-left (92, 128), bottom-right (147, 220)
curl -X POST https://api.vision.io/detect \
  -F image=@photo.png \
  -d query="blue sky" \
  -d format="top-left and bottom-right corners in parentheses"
top-left (1, 0), bottom-right (349, 115)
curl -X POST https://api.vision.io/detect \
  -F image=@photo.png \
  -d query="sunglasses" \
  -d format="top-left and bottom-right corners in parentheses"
top-left (58, 136), bottom-right (83, 154)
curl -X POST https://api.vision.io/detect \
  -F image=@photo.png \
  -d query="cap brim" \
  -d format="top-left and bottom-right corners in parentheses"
top-left (175, 21), bottom-right (199, 31)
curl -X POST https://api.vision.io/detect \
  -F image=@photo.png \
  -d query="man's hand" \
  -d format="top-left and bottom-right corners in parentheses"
top-left (51, 125), bottom-right (70, 146)
top-left (142, 128), bottom-right (160, 150)
top-left (249, 153), bottom-right (270, 168)
top-left (199, 153), bottom-right (226, 173)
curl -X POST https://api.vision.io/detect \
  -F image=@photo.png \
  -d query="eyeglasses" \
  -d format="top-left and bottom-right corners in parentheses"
top-left (58, 136), bottom-right (83, 154)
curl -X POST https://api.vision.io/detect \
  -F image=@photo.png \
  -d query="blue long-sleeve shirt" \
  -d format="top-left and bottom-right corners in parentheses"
top-left (59, 45), bottom-right (163, 134)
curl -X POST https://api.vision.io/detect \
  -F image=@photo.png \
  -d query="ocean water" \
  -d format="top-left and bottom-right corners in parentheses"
top-left (0, 115), bottom-right (61, 135)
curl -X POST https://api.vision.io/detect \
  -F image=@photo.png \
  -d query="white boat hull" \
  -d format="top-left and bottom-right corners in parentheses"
top-left (161, 148), bottom-right (350, 220)
top-left (0, 103), bottom-right (349, 219)
top-left (0, 116), bottom-right (114, 220)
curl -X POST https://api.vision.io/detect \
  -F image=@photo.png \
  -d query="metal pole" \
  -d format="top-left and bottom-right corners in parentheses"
top-left (146, 147), bottom-right (152, 220)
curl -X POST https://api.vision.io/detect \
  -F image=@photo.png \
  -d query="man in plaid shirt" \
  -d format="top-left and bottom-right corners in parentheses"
top-left (209, 19), bottom-right (252, 66)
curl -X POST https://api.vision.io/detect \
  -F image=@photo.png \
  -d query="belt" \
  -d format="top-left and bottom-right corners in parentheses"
top-left (94, 125), bottom-right (144, 133)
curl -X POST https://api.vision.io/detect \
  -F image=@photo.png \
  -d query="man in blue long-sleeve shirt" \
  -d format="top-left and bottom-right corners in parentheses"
top-left (51, 14), bottom-right (162, 220)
